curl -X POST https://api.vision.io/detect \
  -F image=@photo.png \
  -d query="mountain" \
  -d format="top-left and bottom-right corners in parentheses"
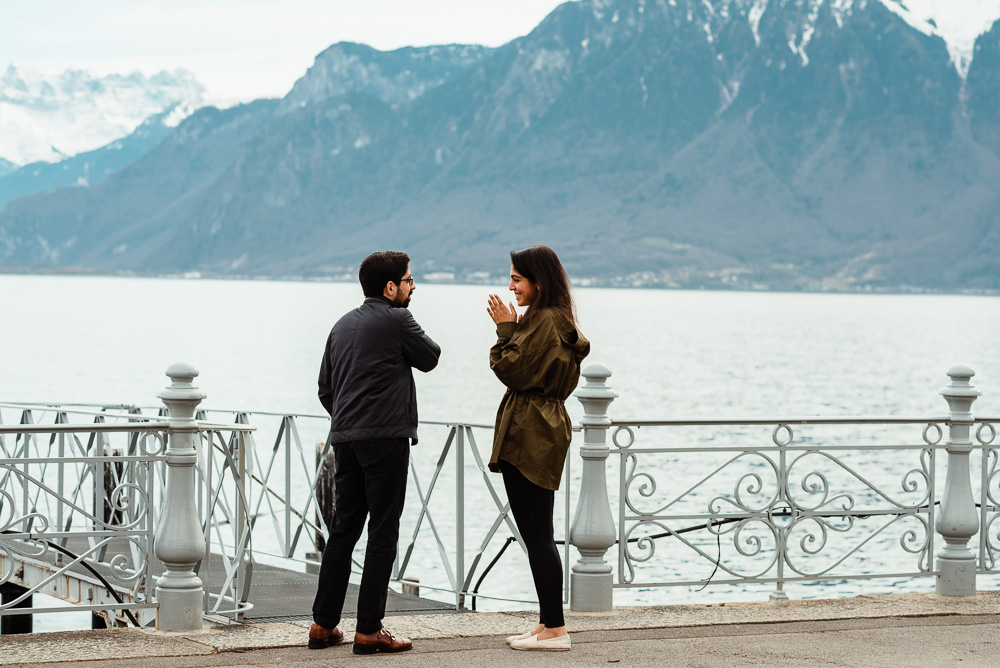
top-left (1, 0), bottom-right (999, 291)
top-left (0, 43), bottom-right (492, 270)
top-left (969, 12), bottom-right (1000, 159)
top-left (0, 44), bottom-right (492, 214)
top-left (880, 0), bottom-right (1000, 76)
top-left (0, 65), bottom-right (207, 166)
top-left (281, 42), bottom-right (495, 111)
top-left (0, 99), bottom-right (280, 266)
top-left (0, 106), bottom-right (188, 210)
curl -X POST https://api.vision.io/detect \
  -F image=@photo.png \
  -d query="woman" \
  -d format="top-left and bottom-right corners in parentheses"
top-left (485, 245), bottom-right (590, 652)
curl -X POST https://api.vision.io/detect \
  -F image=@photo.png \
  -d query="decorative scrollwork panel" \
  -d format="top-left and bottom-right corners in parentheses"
top-left (615, 420), bottom-right (938, 591)
top-left (977, 421), bottom-right (999, 571)
top-left (1, 405), bottom-right (162, 620)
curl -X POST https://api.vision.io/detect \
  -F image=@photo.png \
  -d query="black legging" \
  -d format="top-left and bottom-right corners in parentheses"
top-left (501, 460), bottom-right (565, 628)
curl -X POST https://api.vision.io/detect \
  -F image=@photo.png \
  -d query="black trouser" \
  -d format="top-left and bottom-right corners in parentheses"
top-left (312, 438), bottom-right (409, 635)
top-left (501, 460), bottom-right (565, 628)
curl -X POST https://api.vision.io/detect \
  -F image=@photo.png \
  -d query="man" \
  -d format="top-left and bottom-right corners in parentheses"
top-left (310, 251), bottom-right (440, 655)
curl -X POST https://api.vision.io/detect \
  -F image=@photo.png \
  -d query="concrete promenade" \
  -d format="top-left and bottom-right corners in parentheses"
top-left (2, 592), bottom-right (997, 667)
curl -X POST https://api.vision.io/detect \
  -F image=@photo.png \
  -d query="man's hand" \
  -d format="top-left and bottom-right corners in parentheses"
top-left (487, 294), bottom-right (518, 324)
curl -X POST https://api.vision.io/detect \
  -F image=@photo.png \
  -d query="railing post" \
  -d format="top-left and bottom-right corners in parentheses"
top-left (569, 364), bottom-right (618, 611)
top-left (936, 364), bottom-right (981, 596)
top-left (154, 362), bottom-right (207, 631)
top-left (456, 425), bottom-right (466, 611)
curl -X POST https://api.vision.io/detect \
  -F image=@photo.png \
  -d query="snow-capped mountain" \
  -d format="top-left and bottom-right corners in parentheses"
top-left (2, 0), bottom-right (999, 290)
top-left (881, 0), bottom-right (1000, 75)
top-left (609, 0), bottom-right (1000, 76)
top-left (634, 0), bottom-right (1000, 76)
top-left (0, 65), bottom-right (208, 166)
top-left (0, 107), bottom-right (189, 210)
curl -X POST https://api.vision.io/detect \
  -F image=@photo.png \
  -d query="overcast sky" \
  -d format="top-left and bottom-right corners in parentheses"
top-left (0, 0), bottom-right (571, 103)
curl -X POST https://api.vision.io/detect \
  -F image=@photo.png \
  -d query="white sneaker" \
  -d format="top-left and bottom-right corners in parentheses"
top-left (505, 630), bottom-right (534, 645)
top-left (510, 634), bottom-right (571, 651)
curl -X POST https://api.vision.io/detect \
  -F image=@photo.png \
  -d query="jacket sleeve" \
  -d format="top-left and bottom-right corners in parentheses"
top-left (317, 331), bottom-right (334, 416)
top-left (489, 315), bottom-right (556, 392)
top-left (399, 311), bottom-right (441, 372)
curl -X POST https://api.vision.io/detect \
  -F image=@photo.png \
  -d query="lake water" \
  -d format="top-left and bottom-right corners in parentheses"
top-left (4, 275), bottom-right (996, 418)
top-left (2, 274), bottom-right (999, 631)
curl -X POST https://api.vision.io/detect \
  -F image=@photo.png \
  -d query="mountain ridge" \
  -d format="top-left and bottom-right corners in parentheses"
top-left (0, 106), bottom-right (191, 210)
top-left (280, 42), bottom-right (495, 112)
top-left (0, 65), bottom-right (207, 166)
top-left (0, 0), bottom-right (998, 291)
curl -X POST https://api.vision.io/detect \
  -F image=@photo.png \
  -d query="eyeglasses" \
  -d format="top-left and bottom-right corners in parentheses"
top-left (397, 276), bottom-right (415, 286)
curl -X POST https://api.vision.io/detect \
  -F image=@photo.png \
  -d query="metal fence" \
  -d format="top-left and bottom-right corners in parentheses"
top-left (567, 363), bottom-right (999, 609)
top-left (3, 361), bottom-right (997, 629)
top-left (0, 365), bottom-right (255, 629)
top-left (177, 410), bottom-right (573, 610)
top-left (0, 403), bottom-right (570, 622)
top-left (174, 363), bottom-right (999, 612)
top-left (0, 410), bottom-right (165, 626)
top-left (611, 417), bottom-right (944, 597)
top-left (606, 415), bottom-right (999, 598)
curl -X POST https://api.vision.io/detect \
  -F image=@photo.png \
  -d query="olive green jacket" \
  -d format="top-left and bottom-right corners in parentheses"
top-left (488, 308), bottom-right (590, 490)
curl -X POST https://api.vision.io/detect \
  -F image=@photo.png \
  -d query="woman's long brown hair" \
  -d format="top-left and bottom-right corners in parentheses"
top-left (510, 245), bottom-right (577, 325)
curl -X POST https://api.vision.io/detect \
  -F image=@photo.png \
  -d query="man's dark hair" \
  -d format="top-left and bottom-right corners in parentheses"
top-left (510, 245), bottom-right (576, 325)
top-left (359, 251), bottom-right (411, 298)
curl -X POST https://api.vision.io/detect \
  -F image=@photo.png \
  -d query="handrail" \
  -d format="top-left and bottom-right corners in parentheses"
top-left (0, 422), bottom-right (253, 435)
top-left (611, 416), bottom-right (951, 426)
top-left (0, 422), bottom-right (171, 434)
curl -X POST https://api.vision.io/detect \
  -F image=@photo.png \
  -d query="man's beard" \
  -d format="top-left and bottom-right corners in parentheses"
top-left (393, 293), bottom-right (410, 308)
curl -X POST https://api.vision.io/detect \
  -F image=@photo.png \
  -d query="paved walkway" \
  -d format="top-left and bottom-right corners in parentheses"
top-left (2, 592), bottom-right (998, 667)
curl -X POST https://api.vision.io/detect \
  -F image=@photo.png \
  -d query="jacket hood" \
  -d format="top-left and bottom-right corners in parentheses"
top-left (552, 311), bottom-right (590, 362)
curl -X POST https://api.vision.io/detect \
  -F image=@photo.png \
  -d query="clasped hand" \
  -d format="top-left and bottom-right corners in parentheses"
top-left (487, 294), bottom-right (519, 324)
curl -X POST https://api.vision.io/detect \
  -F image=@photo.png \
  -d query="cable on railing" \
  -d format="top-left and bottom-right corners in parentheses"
top-left (467, 502), bottom-right (968, 610)
top-left (0, 530), bottom-right (142, 627)
top-left (468, 515), bottom-right (748, 610)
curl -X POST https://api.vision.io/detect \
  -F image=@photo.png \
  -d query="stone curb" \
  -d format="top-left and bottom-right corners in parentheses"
top-left (1, 592), bottom-right (997, 664)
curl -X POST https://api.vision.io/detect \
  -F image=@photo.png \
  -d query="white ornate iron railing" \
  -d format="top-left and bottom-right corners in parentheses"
top-left (975, 419), bottom-right (1000, 571)
top-left (0, 369), bottom-right (255, 629)
top-left (565, 363), bottom-right (999, 610)
top-left (0, 412), bottom-right (165, 626)
top-left (1, 402), bottom-right (572, 618)
top-left (608, 417), bottom-right (946, 598)
top-left (3, 361), bottom-right (996, 626)
top-left (175, 411), bottom-right (573, 610)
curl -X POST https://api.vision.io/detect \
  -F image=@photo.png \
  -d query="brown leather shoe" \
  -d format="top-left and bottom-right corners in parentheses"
top-left (352, 627), bottom-right (413, 654)
top-left (308, 623), bottom-right (344, 649)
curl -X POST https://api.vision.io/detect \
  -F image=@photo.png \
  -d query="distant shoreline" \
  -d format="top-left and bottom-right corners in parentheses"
top-left (0, 266), bottom-right (996, 298)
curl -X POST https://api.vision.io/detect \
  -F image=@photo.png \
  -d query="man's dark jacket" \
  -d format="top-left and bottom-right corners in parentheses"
top-left (318, 296), bottom-right (441, 444)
